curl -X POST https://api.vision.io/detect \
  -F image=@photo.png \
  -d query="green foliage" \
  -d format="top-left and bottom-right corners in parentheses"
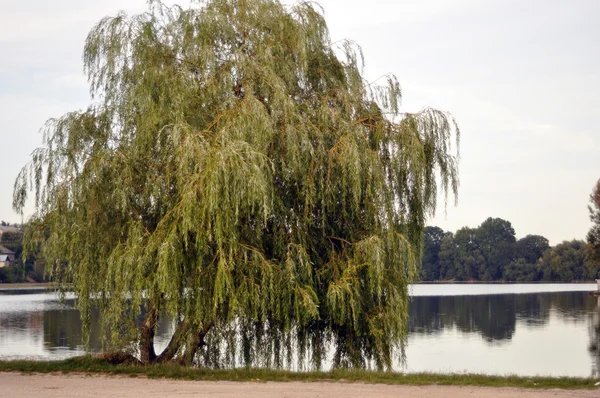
top-left (502, 258), bottom-right (539, 282)
top-left (13, 0), bottom-right (459, 369)
top-left (420, 226), bottom-right (444, 281)
top-left (421, 218), bottom-right (598, 282)
top-left (424, 218), bottom-right (517, 281)
top-left (0, 356), bottom-right (598, 389)
top-left (539, 240), bottom-right (598, 282)
top-left (516, 235), bottom-right (549, 264)
top-left (452, 227), bottom-right (485, 281)
top-left (437, 232), bottom-right (455, 280)
top-left (475, 218), bottom-right (516, 280)
top-left (0, 267), bottom-right (20, 283)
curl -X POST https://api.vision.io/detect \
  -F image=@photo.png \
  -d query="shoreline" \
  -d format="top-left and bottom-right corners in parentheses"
top-left (0, 357), bottom-right (598, 390)
top-left (0, 282), bottom-right (60, 291)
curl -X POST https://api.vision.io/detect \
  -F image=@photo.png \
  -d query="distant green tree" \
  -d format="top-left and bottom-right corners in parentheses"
top-left (438, 232), bottom-right (455, 280)
top-left (475, 218), bottom-right (516, 280)
top-left (420, 226), bottom-right (445, 281)
top-left (516, 235), bottom-right (549, 265)
top-left (0, 267), bottom-right (20, 283)
top-left (588, 179), bottom-right (600, 266)
top-left (421, 219), bottom-right (597, 283)
top-left (452, 227), bottom-right (485, 281)
top-left (502, 258), bottom-right (540, 281)
top-left (13, 0), bottom-right (460, 369)
top-left (540, 240), bottom-right (598, 282)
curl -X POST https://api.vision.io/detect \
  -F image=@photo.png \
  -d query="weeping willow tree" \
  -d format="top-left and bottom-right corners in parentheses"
top-left (14, 0), bottom-right (459, 369)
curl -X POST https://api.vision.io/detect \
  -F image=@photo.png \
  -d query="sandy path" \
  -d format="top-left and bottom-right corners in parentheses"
top-left (0, 373), bottom-right (597, 398)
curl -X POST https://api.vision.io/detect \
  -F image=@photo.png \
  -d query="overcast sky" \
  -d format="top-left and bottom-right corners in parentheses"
top-left (1, 0), bottom-right (599, 245)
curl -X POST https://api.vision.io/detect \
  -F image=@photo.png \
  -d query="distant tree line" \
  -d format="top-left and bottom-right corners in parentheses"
top-left (420, 217), bottom-right (600, 282)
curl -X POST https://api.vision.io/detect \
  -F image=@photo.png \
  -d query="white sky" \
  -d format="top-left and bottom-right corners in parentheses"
top-left (1, 0), bottom-right (599, 245)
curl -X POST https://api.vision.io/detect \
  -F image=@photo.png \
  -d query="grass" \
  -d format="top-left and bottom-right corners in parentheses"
top-left (0, 356), bottom-right (598, 389)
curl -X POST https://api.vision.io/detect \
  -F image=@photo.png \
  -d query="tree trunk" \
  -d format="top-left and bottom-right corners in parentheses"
top-left (180, 323), bottom-right (211, 366)
top-left (154, 320), bottom-right (212, 365)
top-left (156, 320), bottom-right (190, 363)
top-left (139, 304), bottom-right (158, 365)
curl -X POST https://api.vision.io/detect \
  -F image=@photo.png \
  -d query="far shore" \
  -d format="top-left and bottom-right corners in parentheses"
top-left (1, 280), bottom-right (597, 290)
top-left (0, 282), bottom-right (61, 291)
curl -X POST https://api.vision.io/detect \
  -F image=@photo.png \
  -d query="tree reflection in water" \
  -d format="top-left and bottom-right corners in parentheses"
top-left (409, 291), bottom-right (600, 375)
top-left (42, 299), bottom-right (175, 355)
top-left (42, 299), bottom-right (102, 352)
top-left (409, 292), bottom-right (596, 342)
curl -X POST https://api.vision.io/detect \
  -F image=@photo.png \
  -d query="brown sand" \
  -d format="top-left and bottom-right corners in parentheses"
top-left (0, 373), bottom-right (597, 398)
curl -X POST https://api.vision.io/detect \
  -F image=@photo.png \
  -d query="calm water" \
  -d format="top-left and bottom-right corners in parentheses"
top-left (1, 284), bottom-right (599, 377)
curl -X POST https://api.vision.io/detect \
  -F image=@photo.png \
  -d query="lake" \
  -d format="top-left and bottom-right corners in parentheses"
top-left (1, 284), bottom-right (599, 377)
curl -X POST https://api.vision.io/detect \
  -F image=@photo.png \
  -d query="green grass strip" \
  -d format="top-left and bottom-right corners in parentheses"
top-left (0, 356), bottom-right (598, 389)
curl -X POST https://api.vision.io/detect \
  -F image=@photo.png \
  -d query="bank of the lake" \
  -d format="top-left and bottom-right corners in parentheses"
top-left (0, 356), bottom-right (598, 390)
top-left (0, 282), bottom-right (60, 291)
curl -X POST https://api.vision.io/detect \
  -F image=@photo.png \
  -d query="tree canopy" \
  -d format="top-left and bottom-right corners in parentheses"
top-left (14, 0), bottom-right (459, 370)
top-left (419, 226), bottom-right (444, 281)
top-left (420, 217), bottom-right (598, 282)
top-left (588, 179), bottom-right (600, 266)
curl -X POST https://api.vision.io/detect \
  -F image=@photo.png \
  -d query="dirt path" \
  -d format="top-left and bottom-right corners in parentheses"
top-left (0, 373), bottom-right (597, 398)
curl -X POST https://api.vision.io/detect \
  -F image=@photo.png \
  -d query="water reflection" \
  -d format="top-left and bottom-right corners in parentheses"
top-left (0, 291), bottom-right (176, 360)
top-left (409, 292), bottom-right (596, 342)
top-left (405, 291), bottom-right (599, 376)
top-left (408, 292), bottom-right (596, 343)
top-left (0, 291), bottom-right (100, 358)
top-left (43, 304), bottom-right (103, 352)
top-left (1, 286), bottom-right (600, 377)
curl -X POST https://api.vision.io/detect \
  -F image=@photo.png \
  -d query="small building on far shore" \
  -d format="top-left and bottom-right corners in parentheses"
top-left (0, 245), bottom-right (15, 268)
